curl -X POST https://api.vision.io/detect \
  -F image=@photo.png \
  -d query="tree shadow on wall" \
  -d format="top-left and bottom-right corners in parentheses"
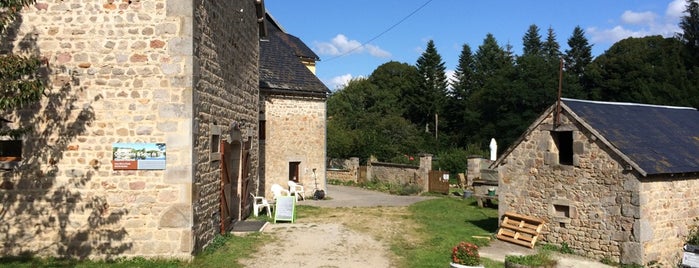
top-left (0, 15), bottom-right (131, 260)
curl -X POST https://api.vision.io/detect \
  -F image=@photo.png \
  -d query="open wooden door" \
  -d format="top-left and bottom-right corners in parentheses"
top-left (220, 140), bottom-right (241, 233)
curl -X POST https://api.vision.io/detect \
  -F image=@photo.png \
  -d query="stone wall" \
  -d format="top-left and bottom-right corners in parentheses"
top-left (639, 176), bottom-right (699, 266)
top-left (261, 96), bottom-right (326, 199)
top-left (0, 0), bottom-right (260, 260)
top-left (192, 0), bottom-right (259, 253)
top-left (366, 155), bottom-right (431, 191)
top-left (496, 112), bottom-right (639, 263)
top-left (327, 157), bottom-right (359, 183)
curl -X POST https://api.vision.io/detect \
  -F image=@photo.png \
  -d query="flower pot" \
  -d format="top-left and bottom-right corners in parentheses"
top-left (450, 262), bottom-right (484, 268)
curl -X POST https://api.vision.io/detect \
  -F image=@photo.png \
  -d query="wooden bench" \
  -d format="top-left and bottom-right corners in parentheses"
top-left (473, 194), bottom-right (497, 207)
top-left (496, 212), bottom-right (545, 248)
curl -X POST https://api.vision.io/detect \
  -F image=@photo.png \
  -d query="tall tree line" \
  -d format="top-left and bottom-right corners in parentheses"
top-left (327, 0), bottom-right (699, 165)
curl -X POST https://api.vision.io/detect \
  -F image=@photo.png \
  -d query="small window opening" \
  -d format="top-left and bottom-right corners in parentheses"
top-left (554, 204), bottom-right (570, 218)
top-left (289, 162), bottom-right (300, 182)
top-left (553, 131), bottom-right (573, 165)
top-left (259, 120), bottom-right (266, 141)
top-left (0, 140), bottom-right (22, 170)
top-left (209, 124), bottom-right (221, 162)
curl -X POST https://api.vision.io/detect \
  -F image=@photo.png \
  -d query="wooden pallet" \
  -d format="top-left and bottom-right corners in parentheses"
top-left (496, 212), bottom-right (544, 248)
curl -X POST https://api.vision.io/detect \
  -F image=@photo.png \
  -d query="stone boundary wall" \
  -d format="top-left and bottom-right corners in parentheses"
top-left (329, 155), bottom-right (431, 191)
top-left (326, 157), bottom-right (359, 183)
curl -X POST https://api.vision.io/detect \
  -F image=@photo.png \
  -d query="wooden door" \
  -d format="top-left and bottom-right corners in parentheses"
top-left (220, 140), bottom-right (242, 233)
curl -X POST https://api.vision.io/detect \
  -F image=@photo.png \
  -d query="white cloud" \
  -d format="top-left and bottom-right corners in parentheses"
top-left (314, 34), bottom-right (391, 58)
top-left (587, 1), bottom-right (687, 45)
top-left (666, 0), bottom-right (688, 18)
top-left (325, 74), bottom-right (354, 91)
top-left (621, 11), bottom-right (656, 25)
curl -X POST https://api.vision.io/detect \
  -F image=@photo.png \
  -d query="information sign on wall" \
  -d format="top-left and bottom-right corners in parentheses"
top-left (112, 143), bottom-right (166, 170)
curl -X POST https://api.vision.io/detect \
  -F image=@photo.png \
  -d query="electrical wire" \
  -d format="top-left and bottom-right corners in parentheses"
top-left (323, 0), bottom-right (434, 62)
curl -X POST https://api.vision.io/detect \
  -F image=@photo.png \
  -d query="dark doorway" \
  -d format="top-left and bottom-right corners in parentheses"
top-left (288, 162), bottom-right (300, 182)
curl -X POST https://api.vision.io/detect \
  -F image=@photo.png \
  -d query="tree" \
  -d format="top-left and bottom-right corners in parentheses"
top-left (543, 26), bottom-right (561, 61)
top-left (446, 44), bottom-right (476, 147)
top-left (678, 0), bottom-right (699, 64)
top-left (367, 61), bottom-right (419, 117)
top-left (522, 24), bottom-right (543, 57)
top-left (408, 40), bottom-right (448, 133)
top-left (0, 0), bottom-right (45, 138)
top-left (564, 26), bottom-right (593, 77)
top-left (586, 36), bottom-right (697, 107)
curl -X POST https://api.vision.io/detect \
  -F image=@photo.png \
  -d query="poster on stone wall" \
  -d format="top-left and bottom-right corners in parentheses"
top-left (112, 143), bottom-right (166, 170)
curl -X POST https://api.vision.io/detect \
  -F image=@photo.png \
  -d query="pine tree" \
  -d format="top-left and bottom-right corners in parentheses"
top-left (447, 44), bottom-right (476, 147)
top-left (0, 0), bottom-right (45, 138)
top-left (543, 26), bottom-right (561, 62)
top-left (409, 40), bottom-right (448, 132)
top-left (522, 24), bottom-right (543, 57)
top-left (564, 26), bottom-right (593, 77)
top-left (678, 0), bottom-right (699, 65)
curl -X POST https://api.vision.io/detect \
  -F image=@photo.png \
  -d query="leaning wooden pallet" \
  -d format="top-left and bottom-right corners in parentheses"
top-left (496, 211), bottom-right (545, 248)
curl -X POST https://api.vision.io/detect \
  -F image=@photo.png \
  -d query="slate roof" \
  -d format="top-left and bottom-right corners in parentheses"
top-left (562, 98), bottom-right (699, 176)
top-left (259, 13), bottom-right (329, 96)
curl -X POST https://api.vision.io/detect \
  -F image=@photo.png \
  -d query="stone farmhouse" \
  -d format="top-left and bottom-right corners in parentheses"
top-left (492, 98), bottom-right (699, 265)
top-left (0, 0), bottom-right (273, 260)
top-left (258, 13), bottom-right (329, 199)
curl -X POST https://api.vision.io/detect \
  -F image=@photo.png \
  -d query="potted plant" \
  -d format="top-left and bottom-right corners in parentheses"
top-left (450, 241), bottom-right (484, 268)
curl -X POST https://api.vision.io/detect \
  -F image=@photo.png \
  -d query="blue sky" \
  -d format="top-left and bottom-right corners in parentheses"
top-left (265, 0), bottom-right (689, 90)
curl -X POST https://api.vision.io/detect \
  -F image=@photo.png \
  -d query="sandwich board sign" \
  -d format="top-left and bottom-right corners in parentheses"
top-left (274, 196), bottom-right (296, 223)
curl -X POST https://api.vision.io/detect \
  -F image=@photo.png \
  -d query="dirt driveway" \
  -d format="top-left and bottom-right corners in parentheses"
top-left (238, 185), bottom-right (612, 268)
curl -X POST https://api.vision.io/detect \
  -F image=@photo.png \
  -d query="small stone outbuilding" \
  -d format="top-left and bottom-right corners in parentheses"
top-left (0, 0), bottom-right (266, 260)
top-left (258, 13), bottom-right (329, 199)
top-left (492, 98), bottom-right (699, 266)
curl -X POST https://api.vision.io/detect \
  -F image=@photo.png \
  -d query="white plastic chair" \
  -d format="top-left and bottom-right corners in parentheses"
top-left (271, 183), bottom-right (290, 200)
top-left (250, 193), bottom-right (272, 217)
top-left (288, 181), bottom-right (305, 201)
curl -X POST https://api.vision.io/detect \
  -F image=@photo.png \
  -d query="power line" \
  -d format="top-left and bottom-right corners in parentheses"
top-left (324, 0), bottom-right (434, 62)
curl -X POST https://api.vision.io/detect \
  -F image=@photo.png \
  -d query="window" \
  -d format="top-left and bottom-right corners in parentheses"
top-left (0, 140), bottom-right (22, 170)
top-left (552, 131), bottom-right (573, 165)
top-left (210, 124), bottom-right (221, 162)
top-left (288, 162), bottom-right (300, 182)
top-left (554, 204), bottom-right (570, 218)
top-left (259, 120), bottom-right (266, 141)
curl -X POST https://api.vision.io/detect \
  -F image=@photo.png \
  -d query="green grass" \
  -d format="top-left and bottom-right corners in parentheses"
top-left (396, 197), bottom-right (500, 268)
top-left (505, 250), bottom-right (557, 267)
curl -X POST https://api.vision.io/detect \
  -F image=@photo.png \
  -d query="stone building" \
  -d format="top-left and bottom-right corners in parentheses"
top-left (258, 14), bottom-right (329, 199)
top-left (0, 1), bottom-right (265, 260)
top-left (492, 98), bottom-right (699, 265)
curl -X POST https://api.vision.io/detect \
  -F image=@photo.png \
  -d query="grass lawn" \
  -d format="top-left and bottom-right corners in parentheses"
top-left (400, 197), bottom-right (501, 268)
top-left (0, 193), bottom-right (501, 268)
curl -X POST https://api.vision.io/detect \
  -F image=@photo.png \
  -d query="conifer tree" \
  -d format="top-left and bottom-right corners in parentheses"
top-left (678, 0), bottom-right (699, 65)
top-left (564, 26), bottom-right (593, 77)
top-left (409, 40), bottom-right (448, 132)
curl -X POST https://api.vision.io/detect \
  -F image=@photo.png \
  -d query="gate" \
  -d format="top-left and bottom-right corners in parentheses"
top-left (358, 166), bottom-right (367, 183)
top-left (428, 170), bottom-right (449, 194)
